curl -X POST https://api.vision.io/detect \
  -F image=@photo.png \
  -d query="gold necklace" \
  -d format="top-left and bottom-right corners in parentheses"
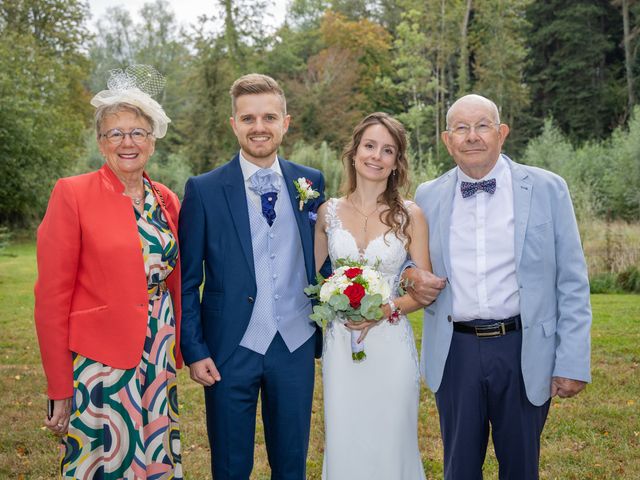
top-left (348, 195), bottom-right (380, 232)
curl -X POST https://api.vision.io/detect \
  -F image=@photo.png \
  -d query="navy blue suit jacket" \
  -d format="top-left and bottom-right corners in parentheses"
top-left (178, 155), bottom-right (325, 368)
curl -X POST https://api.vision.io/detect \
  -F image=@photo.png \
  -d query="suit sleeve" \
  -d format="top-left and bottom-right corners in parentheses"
top-left (178, 177), bottom-right (213, 364)
top-left (552, 179), bottom-right (592, 382)
top-left (34, 179), bottom-right (80, 399)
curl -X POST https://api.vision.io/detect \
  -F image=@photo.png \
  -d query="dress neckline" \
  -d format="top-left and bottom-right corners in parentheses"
top-left (328, 198), bottom-right (388, 255)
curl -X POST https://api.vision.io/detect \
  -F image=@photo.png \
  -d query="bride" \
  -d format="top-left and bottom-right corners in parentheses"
top-left (314, 112), bottom-right (432, 479)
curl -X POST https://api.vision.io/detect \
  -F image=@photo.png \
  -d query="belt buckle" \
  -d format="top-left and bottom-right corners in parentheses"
top-left (474, 322), bottom-right (503, 338)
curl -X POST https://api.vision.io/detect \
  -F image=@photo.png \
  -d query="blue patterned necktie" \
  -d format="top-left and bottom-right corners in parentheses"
top-left (249, 169), bottom-right (280, 226)
top-left (460, 178), bottom-right (497, 198)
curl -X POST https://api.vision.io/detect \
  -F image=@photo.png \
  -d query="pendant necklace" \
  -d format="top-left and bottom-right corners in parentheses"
top-left (348, 195), bottom-right (380, 232)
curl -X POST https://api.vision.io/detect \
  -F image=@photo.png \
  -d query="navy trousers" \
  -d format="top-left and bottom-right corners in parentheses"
top-left (435, 321), bottom-right (551, 480)
top-left (203, 332), bottom-right (316, 480)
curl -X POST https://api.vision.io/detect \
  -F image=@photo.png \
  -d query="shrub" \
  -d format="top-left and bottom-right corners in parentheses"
top-left (617, 266), bottom-right (640, 293)
top-left (288, 141), bottom-right (343, 199)
top-left (0, 226), bottom-right (10, 253)
top-left (590, 273), bottom-right (622, 294)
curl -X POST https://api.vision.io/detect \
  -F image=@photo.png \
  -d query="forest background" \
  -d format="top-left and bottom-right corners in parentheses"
top-left (0, 0), bottom-right (639, 290)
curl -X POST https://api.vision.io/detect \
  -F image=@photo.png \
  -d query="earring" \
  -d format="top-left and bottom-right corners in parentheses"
top-left (393, 169), bottom-right (397, 176)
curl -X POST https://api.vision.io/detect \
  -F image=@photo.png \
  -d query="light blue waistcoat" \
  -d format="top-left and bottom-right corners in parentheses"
top-left (239, 191), bottom-right (315, 355)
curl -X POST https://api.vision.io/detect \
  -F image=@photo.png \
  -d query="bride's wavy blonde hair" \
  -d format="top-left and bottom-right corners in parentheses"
top-left (340, 112), bottom-right (412, 247)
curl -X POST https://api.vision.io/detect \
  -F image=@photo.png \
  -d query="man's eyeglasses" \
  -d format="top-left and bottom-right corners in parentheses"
top-left (100, 128), bottom-right (153, 145)
top-left (448, 122), bottom-right (499, 137)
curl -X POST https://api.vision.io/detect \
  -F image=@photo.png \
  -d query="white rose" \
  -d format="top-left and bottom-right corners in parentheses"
top-left (378, 280), bottom-right (391, 302)
top-left (298, 177), bottom-right (310, 190)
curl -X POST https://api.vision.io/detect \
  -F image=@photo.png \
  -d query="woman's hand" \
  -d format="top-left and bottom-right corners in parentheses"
top-left (344, 304), bottom-right (391, 343)
top-left (44, 397), bottom-right (72, 436)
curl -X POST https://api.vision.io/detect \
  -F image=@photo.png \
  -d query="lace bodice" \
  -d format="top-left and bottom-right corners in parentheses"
top-left (324, 198), bottom-right (408, 283)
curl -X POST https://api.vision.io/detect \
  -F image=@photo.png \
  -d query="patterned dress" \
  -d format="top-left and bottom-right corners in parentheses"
top-left (61, 179), bottom-right (182, 479)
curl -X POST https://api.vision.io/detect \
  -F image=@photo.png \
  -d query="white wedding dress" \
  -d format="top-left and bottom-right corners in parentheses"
top-left (321, 198), bottom-right (426, 480)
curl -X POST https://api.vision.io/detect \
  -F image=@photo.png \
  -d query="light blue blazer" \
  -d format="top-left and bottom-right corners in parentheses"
top-left (415, 155), bottom-right (592, 406)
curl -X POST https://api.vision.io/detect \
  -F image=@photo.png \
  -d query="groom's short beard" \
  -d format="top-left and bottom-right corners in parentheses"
top-left (244, 143), bottom-right (279, 160)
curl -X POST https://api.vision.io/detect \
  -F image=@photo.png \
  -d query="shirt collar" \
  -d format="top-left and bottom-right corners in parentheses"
top-left (456, 154), bottom-right (508, 184)
top-left (239, 151), bottom-right (283, 181)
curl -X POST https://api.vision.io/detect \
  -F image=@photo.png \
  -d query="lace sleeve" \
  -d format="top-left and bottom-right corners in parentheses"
top-left (324, 198), bottom-right (341, 233)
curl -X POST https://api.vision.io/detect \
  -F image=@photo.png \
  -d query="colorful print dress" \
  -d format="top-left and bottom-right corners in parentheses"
top-left (61, 179), bottom-right (182, 479)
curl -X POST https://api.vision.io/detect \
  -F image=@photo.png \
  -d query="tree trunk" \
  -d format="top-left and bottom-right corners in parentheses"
top-left (622, 0), bottom-right (635, 114)
top-left (458, 0), bottom-right (473, 94)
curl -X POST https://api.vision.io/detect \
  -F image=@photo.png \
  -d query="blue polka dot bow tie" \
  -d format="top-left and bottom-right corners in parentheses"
top-left (460, 178), bottom-right (497, 198)
top-left (249, 169), bottom-right (280, 226)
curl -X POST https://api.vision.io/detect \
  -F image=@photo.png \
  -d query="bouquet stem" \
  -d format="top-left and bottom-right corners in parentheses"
top-left (350, 330), bottom-right (366, 362)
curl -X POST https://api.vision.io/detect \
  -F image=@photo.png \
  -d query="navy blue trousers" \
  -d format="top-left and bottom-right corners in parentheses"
top-left (203, 332), bottom-right (316, 480)
top-left (435, 322), bottom-right (550, 480)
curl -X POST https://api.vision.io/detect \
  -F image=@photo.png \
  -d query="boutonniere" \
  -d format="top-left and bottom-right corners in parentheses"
top-left (293, 177), bottom-right (320, 211)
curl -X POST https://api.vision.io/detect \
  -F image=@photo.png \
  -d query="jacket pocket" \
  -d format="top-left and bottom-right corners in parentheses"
top-left (69, 305), bottom-right (108, 317)
top-left (202, 291), bottom-right (223, 313)
top-left (541, 317), bottom-right (557, 337)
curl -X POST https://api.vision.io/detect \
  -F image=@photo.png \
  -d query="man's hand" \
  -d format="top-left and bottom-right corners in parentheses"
top-left (404, 268), bottom-right (446, 306)
top-left (189, 357), bottom-right (221, 386)
top-left (551, 376), bottom-right (587, 398)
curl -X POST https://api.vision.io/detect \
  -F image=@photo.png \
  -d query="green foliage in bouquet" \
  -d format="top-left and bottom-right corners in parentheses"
top-left (304, 270), bottom-right (385, 328)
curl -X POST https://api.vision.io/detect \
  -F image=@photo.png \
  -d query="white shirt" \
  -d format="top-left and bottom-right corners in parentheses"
top-left (449, 155), bottom-right (520, 322)
top-left (238, 151), bottom-right (283, 210)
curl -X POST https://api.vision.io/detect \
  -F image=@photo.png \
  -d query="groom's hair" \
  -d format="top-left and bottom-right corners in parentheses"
top-left (230, 73), bottom-right (287, 117)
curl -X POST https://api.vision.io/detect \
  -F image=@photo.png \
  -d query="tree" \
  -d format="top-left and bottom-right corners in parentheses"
top-left (286, 47), bottom-right (366, 149)
top-left (525, 0), bottom-right (626, 143)
top-left (386, 7), bottom-right (437, 167)
top-left (320, 11), bottom-right (395, 112)
top-left (470, 0), bottom-right (531, 152)
top-left (0, 0), bottom-right (91, 225)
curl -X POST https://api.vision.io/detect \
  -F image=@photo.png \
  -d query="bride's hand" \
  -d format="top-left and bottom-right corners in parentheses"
top-left (344, 319), bottom-right (378, 343)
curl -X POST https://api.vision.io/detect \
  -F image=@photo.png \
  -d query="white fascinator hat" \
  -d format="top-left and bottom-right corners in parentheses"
top-left (91, 65), bottom-right (171, 138)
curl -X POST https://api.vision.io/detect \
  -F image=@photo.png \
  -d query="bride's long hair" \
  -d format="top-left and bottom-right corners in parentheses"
top-left (340, 112), bottom-right (412, 247)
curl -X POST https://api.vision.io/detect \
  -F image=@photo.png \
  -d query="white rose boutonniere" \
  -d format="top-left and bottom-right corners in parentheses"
top-left (293, 177), bottom-right (320, 211)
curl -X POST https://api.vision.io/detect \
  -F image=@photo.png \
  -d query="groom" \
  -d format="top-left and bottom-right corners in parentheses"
top-left (179, 74), bottom-right (325, 479)
top-left (408, 94), bottom-right (592, 479)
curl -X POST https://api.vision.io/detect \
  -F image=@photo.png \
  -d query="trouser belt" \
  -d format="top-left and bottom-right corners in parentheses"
top-left (453, 315), bottom-right (521, 338)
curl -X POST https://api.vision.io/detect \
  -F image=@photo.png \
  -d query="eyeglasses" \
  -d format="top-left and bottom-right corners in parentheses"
top-left (448, 122), bottom-right (499, 137)
top-left (100, 128), bottom-right (153, 145)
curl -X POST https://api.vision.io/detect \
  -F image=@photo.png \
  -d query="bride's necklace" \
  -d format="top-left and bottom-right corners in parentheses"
top-left (348, 195), bottom-right (380, 232)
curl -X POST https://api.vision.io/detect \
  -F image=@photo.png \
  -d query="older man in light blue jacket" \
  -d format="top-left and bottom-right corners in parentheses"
top-left (408, 94), bottom-right (591, 480)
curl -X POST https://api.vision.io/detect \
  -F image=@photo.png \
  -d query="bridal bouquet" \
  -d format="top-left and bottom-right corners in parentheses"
top-left (304, 259), bottom-right (390, 361)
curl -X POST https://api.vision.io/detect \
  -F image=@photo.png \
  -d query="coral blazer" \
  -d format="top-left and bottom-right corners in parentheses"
top-left (34, 164), bottom-right (182, 400)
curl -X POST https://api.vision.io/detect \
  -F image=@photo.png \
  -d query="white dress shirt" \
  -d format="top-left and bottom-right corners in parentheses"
top-left (449, 155), bottom-right (520, 322)
top-left (238, 151), bottom-right (283, 210)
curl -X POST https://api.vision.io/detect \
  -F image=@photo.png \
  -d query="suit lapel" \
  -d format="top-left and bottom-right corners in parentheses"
top-left (509, 158), bottom-right (532, 269)
top-left (438, 170), bottom-right (457, 279)
top-left (223, 156), bottom-right (256, 278)
top-left (279, 159), bottom-right (313, 280)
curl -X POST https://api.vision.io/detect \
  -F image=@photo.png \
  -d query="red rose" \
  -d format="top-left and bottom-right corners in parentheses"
top-left (344, 283), bottom-right (366, 308)
top-left (344, 267), bottom-right (363, 279)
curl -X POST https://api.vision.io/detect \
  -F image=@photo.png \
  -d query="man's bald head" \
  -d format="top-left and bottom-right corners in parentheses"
top-left (446, 94), bottom-right (500, 130)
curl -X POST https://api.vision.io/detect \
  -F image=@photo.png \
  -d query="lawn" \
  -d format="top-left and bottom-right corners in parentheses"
top-left (1, 242), bottom-right (638, 479)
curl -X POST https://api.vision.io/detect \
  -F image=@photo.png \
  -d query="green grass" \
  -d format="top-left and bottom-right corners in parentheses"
top-left (1, 242), bottom-right (639, 479)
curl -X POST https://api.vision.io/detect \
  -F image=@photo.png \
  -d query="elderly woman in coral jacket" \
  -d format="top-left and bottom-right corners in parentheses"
top-left (34, 66), bottom-right (184, 479)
